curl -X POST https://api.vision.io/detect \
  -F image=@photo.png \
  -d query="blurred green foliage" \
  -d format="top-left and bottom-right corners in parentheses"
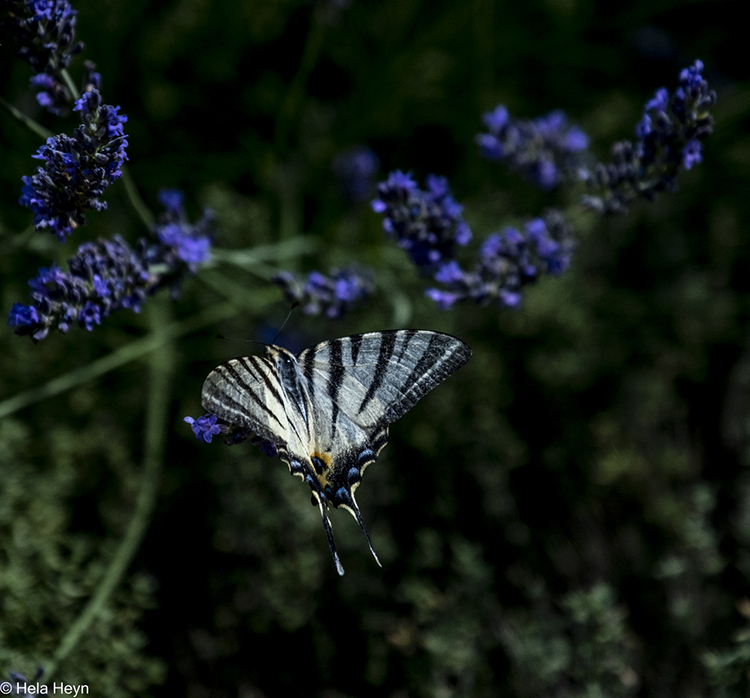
top-left (2, 0), bottom-right (750, 696)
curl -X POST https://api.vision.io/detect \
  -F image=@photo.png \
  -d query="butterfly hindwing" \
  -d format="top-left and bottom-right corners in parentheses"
top-left (200, 329), bottom-right (471, 575)
top-left (201, 354), bottom-right (292, 448)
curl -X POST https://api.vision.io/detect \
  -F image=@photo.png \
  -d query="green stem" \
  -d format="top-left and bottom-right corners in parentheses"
top-left (43, 300), bottom-right (174, 681)
top-left (0, 300), bottom-right (240, 420)
top-left (0, 95), bottom-right (54, 140)
top-left (121, 165), bottom-right (156, 229)
top-left (60, 68), bottom-right (80, 102)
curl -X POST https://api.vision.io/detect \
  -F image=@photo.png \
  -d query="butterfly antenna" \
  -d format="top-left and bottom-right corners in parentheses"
top-left (215, 333), bottom-right (263, 346)
top-left (344, 493), bottom-right (382, 568)
top-left (315, 495), bottom-right (345, 576)
top-left (271, 302), bottom-right (299, 346)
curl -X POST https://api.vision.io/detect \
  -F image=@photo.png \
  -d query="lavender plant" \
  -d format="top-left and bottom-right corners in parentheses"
top-left (581, 60), bottom-right (715, 214)
top-left (476, 106), bottom-right (590, 189)
top-left (272, 266), bottom-right (374, 318)
top-left (4, 0), bottom-right (84, 114)
top-left (425, 209), bottom-right (575, 309)
top-left (371, 171), bottom-right (472, 273)
top-left (370, 60), bottom-right (715, 312)
top-left (18, 85), bottom-right (128, 241)
top-left (8, 190), bottom-right (213, 341)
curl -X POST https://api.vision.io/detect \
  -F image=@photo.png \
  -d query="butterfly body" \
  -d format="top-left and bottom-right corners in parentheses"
top-left (201, 329), bottom-right (472, 574)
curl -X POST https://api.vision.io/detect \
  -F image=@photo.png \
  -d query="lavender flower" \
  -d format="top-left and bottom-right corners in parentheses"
top-left (476, 107), bottom-right (589, 189)
top-left (19, 87), bottom-right (128, 241)
top-left (185, 413), bottom-right (277, 455)
top-left (426, 209), bottom-right (575, 310)
top-left (581, 60), bottom-right (716, 215)
top-left (332, 145), bottom-right (380, 201)
top-left (273, 266), bottom-right (374, 318)
top-left (184, 414), bottom-right (222, 443)
top-left (5, 0), bottom-right (84, 114)
top-left (371, 171), bottom-right (472, 273)
top-left (8, 191), bottom-right (213, 341)
top-left (146, 189), bottom-right (214, 284)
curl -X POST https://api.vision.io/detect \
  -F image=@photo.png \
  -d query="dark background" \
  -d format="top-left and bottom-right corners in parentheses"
top-left (1, 0), bottom-right (750, 696)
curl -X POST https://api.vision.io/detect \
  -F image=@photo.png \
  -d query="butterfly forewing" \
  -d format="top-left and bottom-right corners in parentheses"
top-left (298, 330), bottom-right (473, 426)
top-left (199, 329), bottom-right (471, 575)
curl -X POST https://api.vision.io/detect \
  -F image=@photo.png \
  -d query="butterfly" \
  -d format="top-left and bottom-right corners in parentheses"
top-left (201, 329), bottom-right (472, 575)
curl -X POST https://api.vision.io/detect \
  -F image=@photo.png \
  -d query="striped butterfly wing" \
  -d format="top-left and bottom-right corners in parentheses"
top-left (201, 354), bottom-right (293, 448)
top-left (201, 329), bottom-right (472, 575)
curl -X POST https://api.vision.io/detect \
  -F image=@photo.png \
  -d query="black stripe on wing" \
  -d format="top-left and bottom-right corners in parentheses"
top-left (357, 331), bottom-right (397, 415)
top-left (204, 361), bottom-right (285, 431)
top-left (326, 339), bottom-right (345, 441)
top-left (239, 357), bottom-right (286, 409)
top-left (349, 333), bottom-right (364, 365)
top-left (385, 332), bottom-right (472, 422)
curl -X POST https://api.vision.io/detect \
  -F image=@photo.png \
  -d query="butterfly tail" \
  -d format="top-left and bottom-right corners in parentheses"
top-left (341, 493), bottom-right (382, 568)
top-left (315, 494), bottom-right (345, 576)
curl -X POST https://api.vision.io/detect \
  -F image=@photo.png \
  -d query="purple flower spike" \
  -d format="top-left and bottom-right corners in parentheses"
top-left (371, 171), bottom-right (472, 274)
top-left (150, 191), bottom-right (214, 274)
top-left (6, 0), bottom-right (85, 114)
top-left (581, 60), bottom-right (716, 215)
top-left (19, 87), bottom-right (129, 241)
top-left (8, 190), bottom-right (213, 341)
top-left (476, 107), bottom-right (589, 189)
top-left (273, 266), bottom-right (374, 318)
top-left (425, 209), bottom-right (575, 310)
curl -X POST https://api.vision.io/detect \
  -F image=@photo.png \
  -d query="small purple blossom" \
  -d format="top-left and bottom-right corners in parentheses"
top-left (581, 60), bottom-right (715, 215)
top-left (682, 140), bottom-right (703, 170)
top-left (185, 413), bottom-right (278, 455)
top-left (151, 190), bottom-right (214, 275)
top-left (371, 171), bottom-right (472, 273)
top-left (184, 414), bottom-right (222, 443)
top-left (5, 0), bottom-right (84, 114)
top-left (273, 266), bottom-right (374, 318)
top-left (7, 303), bottom-right (40, 329)
top-left (19, 87), bottom-right (129, 241)
top-left (425, 209), bottom-right (575, 310)
top-left (477, 107), bottom-right (589, 189)
top-left (8, 191), bottom-right (213, 341)
top-left (332, 146), bottom-right (380, 201)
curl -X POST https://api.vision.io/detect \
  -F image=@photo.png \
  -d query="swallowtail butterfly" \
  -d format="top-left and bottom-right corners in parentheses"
top-left (201, 329), bottom-right (472, 575)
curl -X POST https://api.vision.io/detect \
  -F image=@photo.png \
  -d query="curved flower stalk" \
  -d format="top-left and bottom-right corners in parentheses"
top-left (8, 191), bottom-right (213, 341)
top-left (19, 87), bottom-right (129, 241)
top-left (4, 0), bottom-right (85, 114)
top-left (426, 209), bottom-right (574, 309)
top-left (476, 107), bottom-right (590, 189)
top-left (273, 266), bottom-right (374, 318)
top-left (371, 171), bottom-right (472, 274)
top-left (581, 60), bottom-right (716, 214)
